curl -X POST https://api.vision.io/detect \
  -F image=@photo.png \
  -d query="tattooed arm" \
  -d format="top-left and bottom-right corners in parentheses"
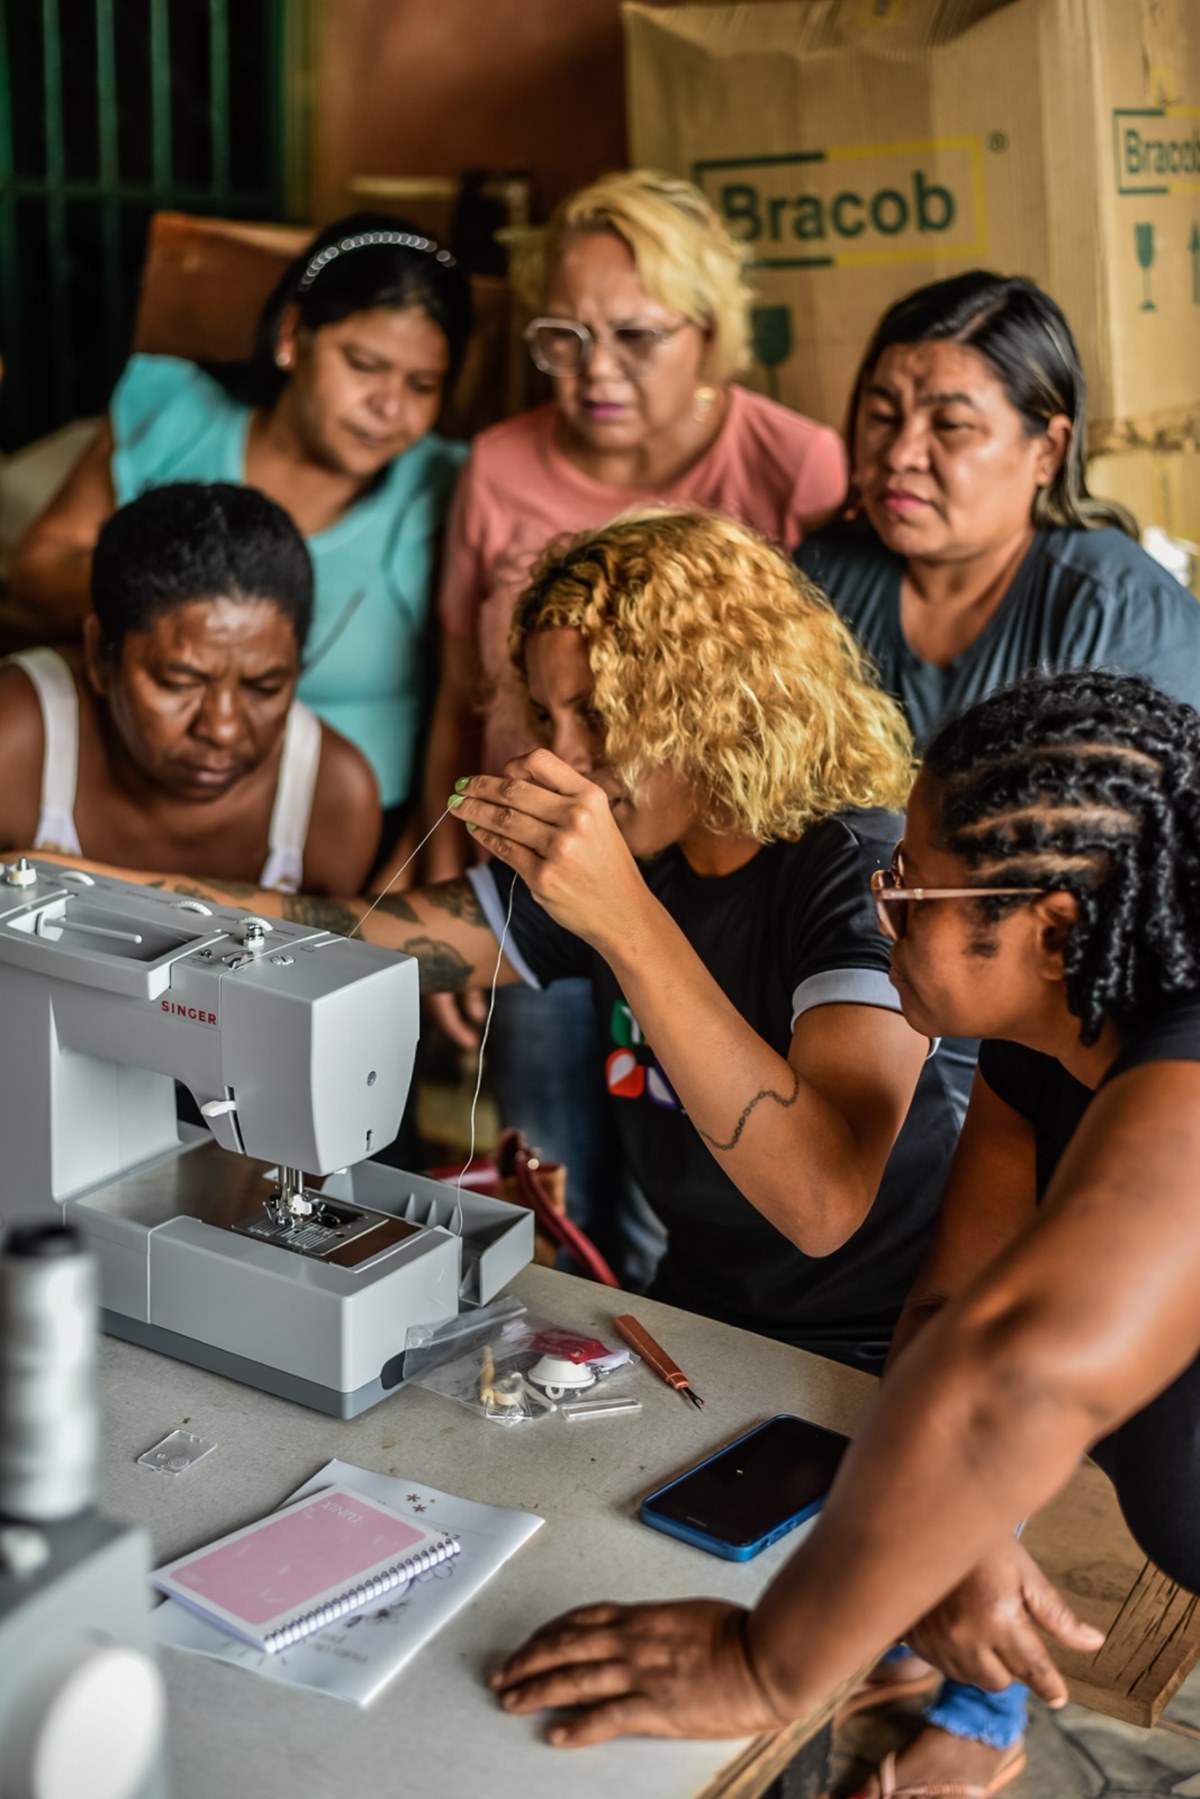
top-left (26, 855), bottom-right (521, 997)
top-left (617, 945), bottom-right (927, 1256)
top-left (279, 882), bottom-right (517, 995)
top-left (453, 753), bottom-right (931, 1258)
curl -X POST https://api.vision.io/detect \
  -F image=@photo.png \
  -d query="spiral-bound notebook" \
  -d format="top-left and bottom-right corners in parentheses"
top-left (153, 1485), bottom-right (460, 1653)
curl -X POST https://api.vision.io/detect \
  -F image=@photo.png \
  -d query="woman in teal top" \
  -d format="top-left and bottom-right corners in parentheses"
top-left (12, 212), bottom-right (472, 839)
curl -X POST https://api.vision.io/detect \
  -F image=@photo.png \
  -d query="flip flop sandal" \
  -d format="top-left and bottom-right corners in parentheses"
top-left (834, 1664), bottom-right (941, 1725)
top-left (855, 1742), bottom-right (1027, 1798)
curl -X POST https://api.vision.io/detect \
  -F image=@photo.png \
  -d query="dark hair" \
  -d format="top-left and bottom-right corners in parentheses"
top-left (91, 483), bottom-right (314, 654)
top-left (923, 668), bottom-right (1200, 1044)
top-left (215, 211), bottom-right (473, 410)
top-left (848, 271), bottom-right (1136, 537)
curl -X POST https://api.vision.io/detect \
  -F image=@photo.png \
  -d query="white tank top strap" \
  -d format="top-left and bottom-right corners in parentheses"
top-left (260, 700), bottom-right (322, 892)
top-left (8, 647), bottom-right (83, 855)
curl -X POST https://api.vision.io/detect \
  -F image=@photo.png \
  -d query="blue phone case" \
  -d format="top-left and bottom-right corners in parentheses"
top-left (638, 1414), bottom-right (832, 1562)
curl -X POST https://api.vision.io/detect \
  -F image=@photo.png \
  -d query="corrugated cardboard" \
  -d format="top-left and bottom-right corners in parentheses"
top-left (1088, 445), bottom-right (1200, 595)
top-left (624, 0), bottom-right (1200, 442)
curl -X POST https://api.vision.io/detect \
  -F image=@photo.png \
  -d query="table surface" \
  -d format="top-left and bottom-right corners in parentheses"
top-left (97, 1264), bottom-right (876, 1799)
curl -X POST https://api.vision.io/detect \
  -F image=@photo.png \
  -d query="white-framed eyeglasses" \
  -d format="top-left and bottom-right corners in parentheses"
top-left (870, 847), bottom-right (1047, 943)
top-left (524, 316), bottom-right (691, 378)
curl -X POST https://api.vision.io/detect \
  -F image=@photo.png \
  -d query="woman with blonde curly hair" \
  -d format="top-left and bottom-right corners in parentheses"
top-left (148, 510), bottom-right (961, 1364)
top-left (417, 168), bottom-right (848, 1269)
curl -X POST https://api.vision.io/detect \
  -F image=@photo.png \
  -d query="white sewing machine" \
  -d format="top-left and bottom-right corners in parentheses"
top-left (0, 857), bottom-right (533, 1417)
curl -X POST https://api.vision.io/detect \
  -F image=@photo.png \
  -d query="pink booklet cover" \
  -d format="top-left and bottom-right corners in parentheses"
top-left (154, 1485), bottom-right (459, 1653)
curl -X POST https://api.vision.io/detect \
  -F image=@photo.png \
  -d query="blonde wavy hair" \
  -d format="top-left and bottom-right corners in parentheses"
top-left (511, 170), bottom-right (754, 384)
top-left (510, 510), bottom-right (914, 841)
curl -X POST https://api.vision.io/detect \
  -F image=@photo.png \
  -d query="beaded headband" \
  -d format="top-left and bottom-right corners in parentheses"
top-left (296, 229), bottom-right (457, 294)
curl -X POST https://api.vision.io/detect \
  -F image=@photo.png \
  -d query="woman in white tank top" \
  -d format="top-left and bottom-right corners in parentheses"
top-left (0, 484), bottom-right (380, 895)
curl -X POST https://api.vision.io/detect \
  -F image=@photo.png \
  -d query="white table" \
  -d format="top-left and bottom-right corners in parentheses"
top-left (97, 1264), bottom-right (877, 1799)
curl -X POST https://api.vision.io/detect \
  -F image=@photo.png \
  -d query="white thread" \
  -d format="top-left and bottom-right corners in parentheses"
top-left (349, 808), bottom-right (452, 940)
top-left (347, 808), bottom-right (517, 1201)
top-left (347, 809), bottom-right (517, 1197)
top-left (457, 875), bottom-right (517, 1203)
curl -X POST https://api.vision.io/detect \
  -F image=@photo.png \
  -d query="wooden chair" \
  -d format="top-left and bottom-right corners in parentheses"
top-left (1024, 1456), bottom-right (1200, 1726)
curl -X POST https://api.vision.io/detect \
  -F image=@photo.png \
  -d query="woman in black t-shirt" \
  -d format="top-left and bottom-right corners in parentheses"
top-left (121, 508), bottom-right (960, 1366)
top-left (799, 267), bottom-right (1200, 1791)
top-left (489, 669), bottom-right (1200, 1766)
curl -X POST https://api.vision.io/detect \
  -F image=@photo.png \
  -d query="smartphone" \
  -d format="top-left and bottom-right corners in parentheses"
top-left (638, 1414), bottom-right (849, 1562)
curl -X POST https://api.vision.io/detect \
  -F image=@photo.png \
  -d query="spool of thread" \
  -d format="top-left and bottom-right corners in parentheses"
top-left (0, 1222), bottom-right (98, 1523)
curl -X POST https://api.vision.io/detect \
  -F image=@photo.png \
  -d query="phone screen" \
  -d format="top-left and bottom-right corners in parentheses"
top-left (643, 1415), bottom-right (848, 1549)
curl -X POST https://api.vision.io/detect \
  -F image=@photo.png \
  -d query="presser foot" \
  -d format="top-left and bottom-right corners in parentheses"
top-left (234, 1188), bottom-right (426, 1263)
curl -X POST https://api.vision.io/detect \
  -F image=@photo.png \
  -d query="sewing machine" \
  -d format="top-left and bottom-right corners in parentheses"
top-left (0, 857), bottom-right (533, 1418)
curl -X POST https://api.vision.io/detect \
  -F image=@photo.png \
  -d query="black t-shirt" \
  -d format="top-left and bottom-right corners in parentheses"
top-left (978, 996), bottom-right (1200, 1590)
top-left (795, 522), bottom-right (1200, 746)
top-left (471, 811), bottom-right (962, 1370)
top-left (978, 994), bottom-right (1200, 1197)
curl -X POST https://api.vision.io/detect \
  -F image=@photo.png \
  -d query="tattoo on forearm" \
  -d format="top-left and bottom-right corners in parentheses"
top-left (148, 877), bottom-right (257, 901)
top-left (404, 935), bottom-right (474, 994)
top-left (698, 1067), bottom-right (802, 1153)
top-left (423, 877), bottom-right (485, 926)
top-left (282, 894), bottom-right (361, 937)
top-left (374, 892), bottom-right (420, 923)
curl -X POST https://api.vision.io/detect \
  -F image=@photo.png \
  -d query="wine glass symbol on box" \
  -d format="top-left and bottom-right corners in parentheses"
top-left (1135, 222), bottom-right (1157, 312)
top-left (751, 305), bottom-right (794, 401)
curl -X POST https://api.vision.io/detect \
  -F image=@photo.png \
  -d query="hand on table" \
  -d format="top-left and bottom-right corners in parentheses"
top-left (905, 1538), bottom-right (1105, 1707)
top-left (489, 1598), bottom-right (784, 1747)
top-left (448, 751), bottom-right (648, 953)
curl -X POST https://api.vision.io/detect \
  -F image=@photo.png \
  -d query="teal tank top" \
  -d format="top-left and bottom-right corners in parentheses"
top-left (110, 353), bottom-right (467, 808)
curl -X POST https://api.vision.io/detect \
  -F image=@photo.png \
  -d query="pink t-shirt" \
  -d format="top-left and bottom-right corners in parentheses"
top-left (439, 384), bottom-right (847, 772)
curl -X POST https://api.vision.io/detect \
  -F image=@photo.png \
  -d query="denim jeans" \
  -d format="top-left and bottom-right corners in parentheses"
top-left (489, 978), bottom-right (665, 1290)
top-left (879, 1647), bottom-right (1027, 1750)
top-left (926, 1679), bottom-right (1027, 1750)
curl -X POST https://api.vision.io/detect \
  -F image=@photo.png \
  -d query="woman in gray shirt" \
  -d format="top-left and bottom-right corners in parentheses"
top-left (796, 271), bottom-right (1200, 745)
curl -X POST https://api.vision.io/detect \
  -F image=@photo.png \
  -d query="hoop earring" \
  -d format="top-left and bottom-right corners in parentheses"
top-left (693, 384), bottom-right (718, 423)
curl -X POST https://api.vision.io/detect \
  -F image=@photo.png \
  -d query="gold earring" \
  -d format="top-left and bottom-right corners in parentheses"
top-left (693, 384), bottom-right (718, 423)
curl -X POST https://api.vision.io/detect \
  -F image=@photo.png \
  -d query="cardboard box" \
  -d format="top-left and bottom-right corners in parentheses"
top-left (1088, 445), bottom-right (1200, 596)
top-left (625, 0), bottom-right (1200, 442)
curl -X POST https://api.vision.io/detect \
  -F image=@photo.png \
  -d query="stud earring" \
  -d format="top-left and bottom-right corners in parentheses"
top-left (693, 384), bottom-right (718, 423)
top-left (276, 349), bottom-right (293, 371)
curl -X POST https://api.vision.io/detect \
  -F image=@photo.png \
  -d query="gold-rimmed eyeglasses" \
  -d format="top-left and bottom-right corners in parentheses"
top-left (524, 316), bottom-right (691, 379)
top-left (870, 852), bottom-right (1047, 943)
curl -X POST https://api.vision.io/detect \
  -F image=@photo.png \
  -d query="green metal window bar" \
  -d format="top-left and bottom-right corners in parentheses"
top-left (0, 0), bottom-right (291, 450)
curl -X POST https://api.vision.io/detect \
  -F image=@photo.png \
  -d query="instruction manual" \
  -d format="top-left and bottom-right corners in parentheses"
top-left (152, 1458), bottom-right (543, 1706)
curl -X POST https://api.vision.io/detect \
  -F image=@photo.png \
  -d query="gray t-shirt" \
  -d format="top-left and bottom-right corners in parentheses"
top-left (795, 522), bottom-right (1200, 743)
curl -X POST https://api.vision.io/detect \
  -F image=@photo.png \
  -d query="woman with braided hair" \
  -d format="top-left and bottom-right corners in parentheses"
top-left (795, 266), bottom-right (1200, 1793)
top-left (486, 668), bottom-right (1200, 1781)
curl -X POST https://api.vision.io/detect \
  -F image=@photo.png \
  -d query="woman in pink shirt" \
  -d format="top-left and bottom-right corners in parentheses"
top-left (421, 170), bottom-right (847, 1274)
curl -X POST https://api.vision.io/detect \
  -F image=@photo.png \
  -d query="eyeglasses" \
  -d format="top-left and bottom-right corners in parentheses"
top-left (524, 316), bottom-right (691, 379)
top-left (870, 852), bottom-right (1047, 943)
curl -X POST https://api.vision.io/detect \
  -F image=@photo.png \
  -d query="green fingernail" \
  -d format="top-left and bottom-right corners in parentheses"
top-left (454, 777), bottom-right (469, 793)
top-left (447, 794), bottom-right (464, 809)
top-left (465, 821), bottom-right (478, 833)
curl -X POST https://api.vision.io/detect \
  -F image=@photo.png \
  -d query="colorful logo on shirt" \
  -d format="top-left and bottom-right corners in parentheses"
top-left (606, 1002), bottom-right (681, 1110)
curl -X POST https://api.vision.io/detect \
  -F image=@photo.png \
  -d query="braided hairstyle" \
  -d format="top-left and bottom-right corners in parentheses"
top-left (923, 668), bottom-right (1200, 1045)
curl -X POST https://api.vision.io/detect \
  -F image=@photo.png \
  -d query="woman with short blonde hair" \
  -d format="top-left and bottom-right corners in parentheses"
top-left (420, 170), bottom-right (848, 1266)
top-left (151, 508), bottom-right (960, 1369)
top-left (510, 507), bottom-right (912, 840)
